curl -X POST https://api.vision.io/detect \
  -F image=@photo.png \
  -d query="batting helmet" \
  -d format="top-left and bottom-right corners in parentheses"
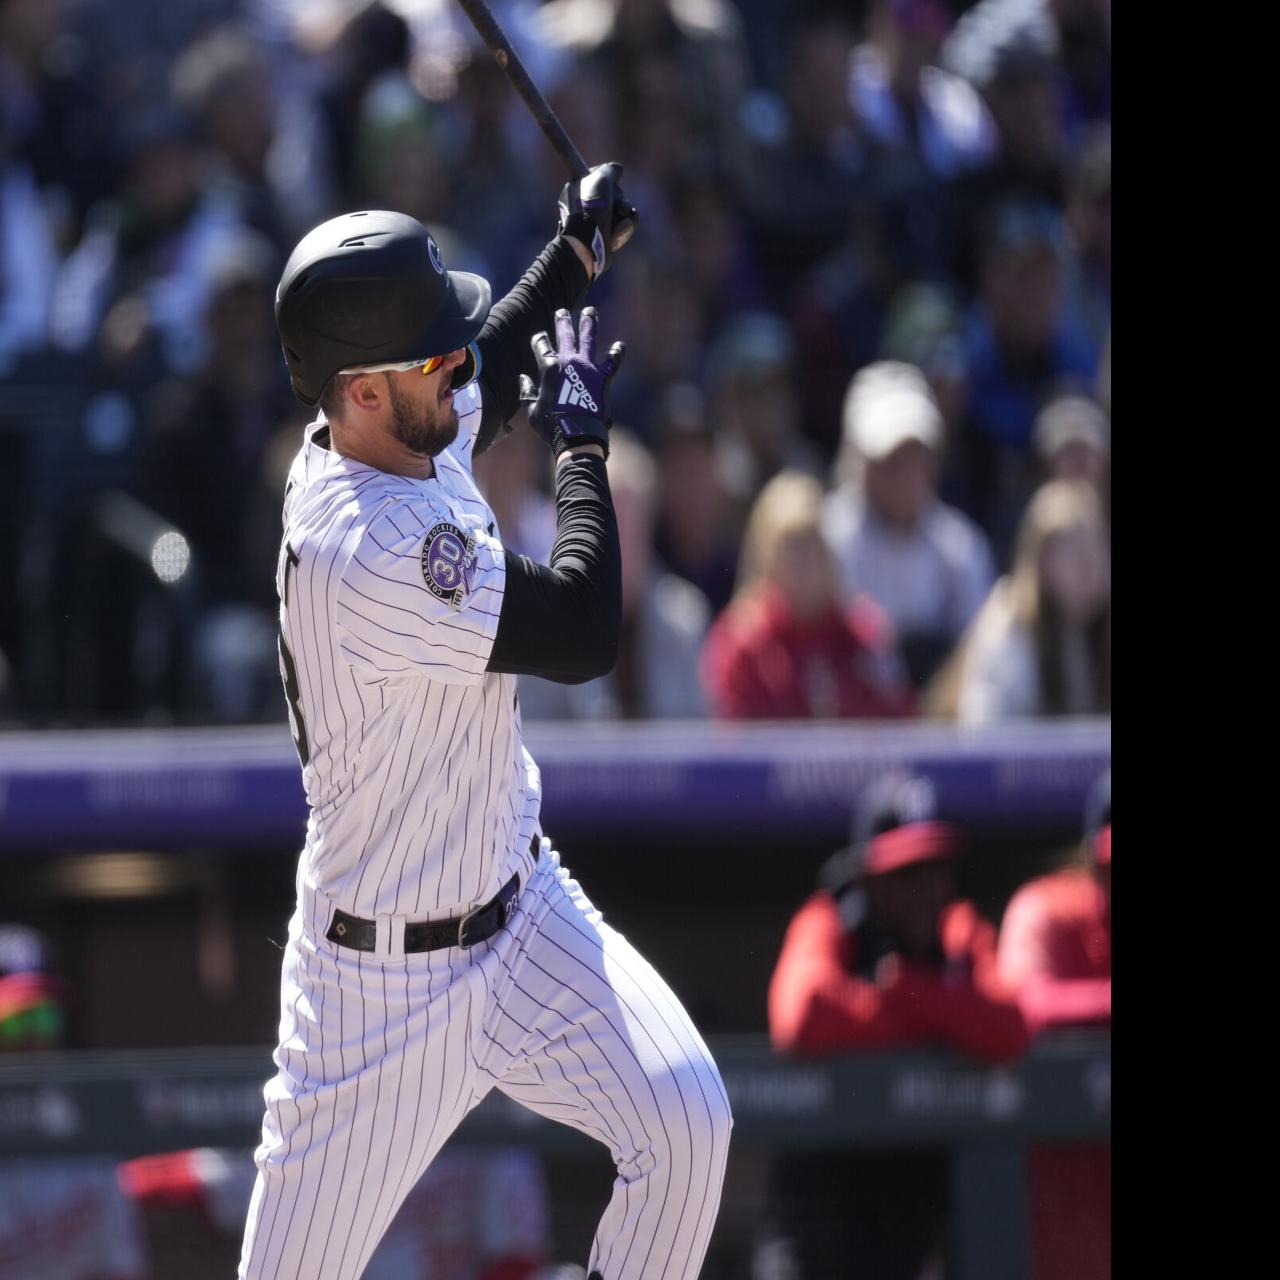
top-left (275, 210), bottom-right (491, 406)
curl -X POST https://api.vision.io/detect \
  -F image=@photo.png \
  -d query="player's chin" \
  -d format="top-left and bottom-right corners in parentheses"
top-left (425, 410), bottom-right (460, 456)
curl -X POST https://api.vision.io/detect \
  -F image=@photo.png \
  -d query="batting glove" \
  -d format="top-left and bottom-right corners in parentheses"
top-left (557, 162), bottom-right (638, 277)
top-left (519, 307), bottom-right (625, 458)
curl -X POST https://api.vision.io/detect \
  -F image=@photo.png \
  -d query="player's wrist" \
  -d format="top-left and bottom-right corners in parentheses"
top-left (557, 443), bottom-right (605, 464)
top-left (563, 234), bottom-right (597, 282)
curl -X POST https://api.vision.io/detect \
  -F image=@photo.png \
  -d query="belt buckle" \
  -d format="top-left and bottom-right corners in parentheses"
top-left (457, 902), bottom-right (485, 949)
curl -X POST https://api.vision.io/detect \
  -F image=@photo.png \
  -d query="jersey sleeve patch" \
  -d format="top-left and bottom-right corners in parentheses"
top-left (336, 497), bottom-right (506, 687)
top-left (421, 521), bottom-right (478, 611)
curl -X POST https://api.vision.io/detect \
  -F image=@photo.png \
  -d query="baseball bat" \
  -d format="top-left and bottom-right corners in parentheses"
top-left (453, 0), bottom-right (589, 179)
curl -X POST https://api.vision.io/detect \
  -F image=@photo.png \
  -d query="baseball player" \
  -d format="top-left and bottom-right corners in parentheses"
top-left (239, 165), bottom-right (732, 1280)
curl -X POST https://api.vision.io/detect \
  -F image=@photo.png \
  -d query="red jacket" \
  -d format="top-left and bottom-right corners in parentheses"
top-left (768, 891), bottom-right (1029, 1063)
top-left (998, 869), bottom-right (1111, 1035)
top-left (999, 870), bottom-right (1112, 1280)
top-left (702, 585), bottom-right (914, 719)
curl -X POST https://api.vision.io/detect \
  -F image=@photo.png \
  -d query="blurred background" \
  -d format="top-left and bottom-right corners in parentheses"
top-left (0, 0), bottom-right (1109, 1276)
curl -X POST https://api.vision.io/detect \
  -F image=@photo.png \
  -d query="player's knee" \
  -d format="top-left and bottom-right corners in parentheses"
top-left (668, 1056), bottom-right (733, 1175)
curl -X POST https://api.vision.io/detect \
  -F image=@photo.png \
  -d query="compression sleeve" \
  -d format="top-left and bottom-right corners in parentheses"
top-left (474, 236), bottom-right (592, 457)
top-left (486, 454), bottom-right (621, 682)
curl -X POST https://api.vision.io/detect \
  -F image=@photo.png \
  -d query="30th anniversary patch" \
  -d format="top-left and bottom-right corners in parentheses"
top-left (420, 521), bottom-right (478, 610)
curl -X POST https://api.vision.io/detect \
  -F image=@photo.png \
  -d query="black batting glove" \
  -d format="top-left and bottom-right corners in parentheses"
top-left (557, 162), bottom-right (638, 278)
top-left (519, 307), bottom-right (625, 458)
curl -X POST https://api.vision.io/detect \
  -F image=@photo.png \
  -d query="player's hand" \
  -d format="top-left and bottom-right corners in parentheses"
top-left (557, 162), bottom-right (637, 277)
top-left (518, 307), bottom-right (625, 458)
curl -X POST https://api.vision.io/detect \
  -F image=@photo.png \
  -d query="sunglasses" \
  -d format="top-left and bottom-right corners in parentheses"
top-left (339, 353), bottom-right (451, 377)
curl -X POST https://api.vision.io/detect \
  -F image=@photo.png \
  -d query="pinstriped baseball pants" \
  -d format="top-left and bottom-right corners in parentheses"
top-left (239, 847), bottom-right (732, 1279)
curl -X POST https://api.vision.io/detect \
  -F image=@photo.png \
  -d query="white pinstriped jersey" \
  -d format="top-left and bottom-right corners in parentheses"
top-left (276, 381), bottom-right (541, 918)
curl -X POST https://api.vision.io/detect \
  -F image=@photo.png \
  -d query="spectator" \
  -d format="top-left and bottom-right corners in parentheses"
top-left (651, 382), bottom-right (739, 614)
top-left (49, 103), bottom-right (248, 379)
top-left (669, 165), bottom-right (767, 335)
top-left (944, 0), bottom-right (1109, 157)
top-left (171, 26), bottom-right (294, 256)
top-left (942, 19), bottom-right (1067, 295)
top-left (1062, 127), bottom-right (1110, 352)
top-left (879, 281), bottom-right (969, 437)
top-left (706, 311), bottom-right (823, 522)
top-left (310, 1), bottom-right (413, 209)
top-left (518, 429), bottom-right (711, 719)
top-left (997, 770), bottom-right (1111, 1280)
top-left (953, 201), bottom-right (1098, 558)
top-left (0, 139), bottom-right (58, 375)
top-left (702, 470), bottom-right (912, 719)
top-left (136, 232), bottom-right (298, 720)
top-left (445, 46), bottom-right (553, 287)
top-left (537, 0), bottom-right (748, 179)
top-left (354, 72), bottom-right (455, 232)
top-left (607, 249), bottom-right (705, 440)
top-left (823, 361), bottom-right (994, 688)
top-left (1033, 391), bottom-right (1109, 492)
top-left (0, 922), bottom-right (62, 1051)
top-left (850, 0), bottom-right (997, 180)
top-left (1050, 0), bottom-right (1111, 149)
top-left (999, 769), bottom-right (1110, 1034)
top-left (763, 774), bottom-right (1028, 1277)
top-left (0, 0), bottom-right (113, 246)
top-left (738, 10), bottom-right (872, 303)
top-left (770, 772), bottom-right (1028, 1059)
top-left (934, 478), bottom-right (1110, 723)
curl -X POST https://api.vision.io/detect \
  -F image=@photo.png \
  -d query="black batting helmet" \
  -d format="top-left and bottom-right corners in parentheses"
top-left (275, 210), bottom-right (491, 406)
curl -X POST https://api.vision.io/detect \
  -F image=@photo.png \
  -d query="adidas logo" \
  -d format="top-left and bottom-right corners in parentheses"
top-left (558, 366), bottom-right (599, 414)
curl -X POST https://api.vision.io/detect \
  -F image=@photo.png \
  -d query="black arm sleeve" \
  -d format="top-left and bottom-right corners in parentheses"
top-left (486, 454), bottom-right (621, 682)
top-left (473, 236), bottom-right (591, 457)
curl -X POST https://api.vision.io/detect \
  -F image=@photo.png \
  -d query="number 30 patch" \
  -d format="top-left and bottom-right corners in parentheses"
top-left (421, 522), bottom-right (478, 610)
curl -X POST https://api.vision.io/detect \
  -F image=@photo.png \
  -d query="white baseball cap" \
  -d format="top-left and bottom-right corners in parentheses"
top-left (842, 361), bottom-right (943, 461)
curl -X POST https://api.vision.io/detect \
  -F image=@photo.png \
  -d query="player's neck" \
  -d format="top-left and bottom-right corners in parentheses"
top-left (328, 418), bottom-right (436, 481)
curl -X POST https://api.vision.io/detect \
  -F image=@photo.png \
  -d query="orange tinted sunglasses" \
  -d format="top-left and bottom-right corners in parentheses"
top-left (339, 353), bottom-right (449, 376)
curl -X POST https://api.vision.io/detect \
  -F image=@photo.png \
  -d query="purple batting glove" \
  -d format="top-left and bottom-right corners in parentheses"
top-left (519, 307), bottom-right (626, 458)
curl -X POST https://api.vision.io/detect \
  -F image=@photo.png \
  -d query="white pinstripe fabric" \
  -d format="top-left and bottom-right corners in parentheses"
top-left (277, 384), bottom-right (538, 920)
top-left (240, 850), bottom-right (731, 1279)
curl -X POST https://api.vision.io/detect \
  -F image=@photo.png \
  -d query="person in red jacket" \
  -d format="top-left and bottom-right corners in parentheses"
top-left (702, 470), bottom-right (914, 719)
top-left (760, 774), bottom-right (1028, 1279)
top-left (769, 779), bottom-right (1029, 1062)
top-left (997, 771), bottom-right (1111, 1280)
top-left (999, 779), bottom-right (1111, 1033)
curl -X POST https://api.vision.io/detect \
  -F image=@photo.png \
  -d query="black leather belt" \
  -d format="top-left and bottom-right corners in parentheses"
top-left (326, 836), bottom-right (541, 953)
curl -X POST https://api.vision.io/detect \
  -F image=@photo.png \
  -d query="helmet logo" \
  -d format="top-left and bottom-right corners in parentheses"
top-left (426, 235), bottom-right (445, 276)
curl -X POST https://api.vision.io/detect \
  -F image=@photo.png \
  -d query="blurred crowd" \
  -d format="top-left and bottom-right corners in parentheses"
top-left (0, 0), bottom-right (1110, 725)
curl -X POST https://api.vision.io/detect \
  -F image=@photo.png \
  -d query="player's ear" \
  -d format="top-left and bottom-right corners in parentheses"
top-left (347, 373), bottom-right (384, 415)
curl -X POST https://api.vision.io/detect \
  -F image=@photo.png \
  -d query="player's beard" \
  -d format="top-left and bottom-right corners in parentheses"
top-left (386, 375), bottom-right (460, 457)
